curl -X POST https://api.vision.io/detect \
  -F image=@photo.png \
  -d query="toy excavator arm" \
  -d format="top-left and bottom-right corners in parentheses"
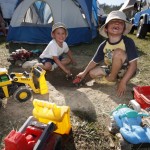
top-left (31, 66), bottom-right (48, 94)
top-left (33, 122), bottom-right (56, 150)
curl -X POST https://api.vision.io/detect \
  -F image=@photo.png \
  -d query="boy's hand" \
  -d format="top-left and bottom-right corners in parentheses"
top-left (77, 71), bottom-right (86, 80)
top-left (65, 68), bottom-right (71, 76)
top-left (117, 80), bottom-right (127, 97)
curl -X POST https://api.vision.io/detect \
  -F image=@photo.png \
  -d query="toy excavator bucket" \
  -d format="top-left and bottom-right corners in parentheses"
top-left (32, 99), bottom-right (71, 135)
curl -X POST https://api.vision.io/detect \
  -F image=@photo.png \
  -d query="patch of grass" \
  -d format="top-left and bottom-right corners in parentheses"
top-left (128, 33), bottom-right (150, 54)
top-left (127, 33), bottom-right (150, 86)
top-left (70, 35), bottom-right (104, 56)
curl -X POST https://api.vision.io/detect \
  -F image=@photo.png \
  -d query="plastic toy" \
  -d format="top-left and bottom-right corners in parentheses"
top-left (7, 49), bottom-right (42, 66)
top-left (3, 116), bottom-right (62, 150)
top-left (109, 104), bottom-right (150, 149)
top-left (128, 86), bottom-right (150, 128)
top-left (33, 99), bottom-right (71, 135)
top-left (133, 86), bottom-right (150, 110)
top-left (72, 77), bottom-right (85, 87)
top-left (66, 74), bottom-right (73, 81)
top-left (3, 99), bottom-right (71, 150)
top-left (0, 66), bottom-right (48, 105)
top-left (31, 49), bottom-right (42, 57)
top-left (7, 49), bottom-right (32, 66)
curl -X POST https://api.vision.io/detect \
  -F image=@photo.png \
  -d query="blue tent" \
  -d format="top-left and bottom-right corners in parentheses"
top-left (7, 0), bottom-right (98, 45)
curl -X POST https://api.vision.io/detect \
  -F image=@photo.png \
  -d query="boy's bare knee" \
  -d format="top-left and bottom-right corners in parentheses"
top-left (89, 70), bottom-right (100, 79)
top-left (113, 48), bottom-right (126, 60)
top-left (45, 67), bottom-right (51, 71)
top-left (44, 63), bottom-right (52, 71)
top-left (89, 70), bottom-right (94, 78)
top-left (67, 58), bottom-right (71, 64)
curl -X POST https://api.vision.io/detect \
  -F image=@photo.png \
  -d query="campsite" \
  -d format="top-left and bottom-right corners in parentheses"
top-left (6, 0), bottom-right (98, 45)
top-left (1, 0), bottom-right (150, 150)
top-left (0, 33), bottom-right (150, 149)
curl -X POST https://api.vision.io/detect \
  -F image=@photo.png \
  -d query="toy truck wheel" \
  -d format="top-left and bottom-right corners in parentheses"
top-left (8, 59), bottom-right (15, 65)
top-left (129, 25), bottom-right (135, 34)
top-left (15, 60), bottom-right (23, 67)
top-left (136, 19), bottom-right (147, 38)
top-left (128, 99), bottom-right (141, 112)
top-left (13, 86), bottom-right (33, 102)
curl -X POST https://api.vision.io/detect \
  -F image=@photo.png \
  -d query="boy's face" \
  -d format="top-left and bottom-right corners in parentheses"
top-left (105, 19), bottom-right (125, 36)
top-left (52, 27), bottom-right (67, 45)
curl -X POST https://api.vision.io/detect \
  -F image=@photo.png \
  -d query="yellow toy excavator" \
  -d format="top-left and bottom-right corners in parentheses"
top-left (0, 66), bottom-right (48, 105)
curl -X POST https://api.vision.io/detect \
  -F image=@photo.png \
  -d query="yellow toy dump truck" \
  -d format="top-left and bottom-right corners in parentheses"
top-left (0, 66), bottom-right (48, 105)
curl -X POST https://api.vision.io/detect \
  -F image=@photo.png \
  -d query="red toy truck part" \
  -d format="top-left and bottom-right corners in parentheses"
top-left (4, 129), bottom-right (39, 150)
top-left (133, 86), bottom-right (150, 109)
top-left (72, 77), bottom-right (82, 84)
top-left (4, 119), bottom-right (56, 150)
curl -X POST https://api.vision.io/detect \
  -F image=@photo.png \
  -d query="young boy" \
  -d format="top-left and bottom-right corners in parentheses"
top-left (39, 22), bottom-right (76, 76)
top-left (23, 22), bottom-right (76, 76)
top-left (77, 11), bottom-right (138, 97)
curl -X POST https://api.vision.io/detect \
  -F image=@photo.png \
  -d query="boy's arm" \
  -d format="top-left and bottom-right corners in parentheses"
top-left (77, 60), bottom-right (97, 79)
top-left (53, 56), bottom-right (71, 75)
top-left (117, 60), bottom-right (137, 97)
top-left (67, 50), bottom-right (76, 64)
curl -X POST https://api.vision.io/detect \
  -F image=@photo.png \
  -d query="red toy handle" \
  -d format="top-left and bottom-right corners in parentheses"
top-left (73, 77), bottom-right (82, 84)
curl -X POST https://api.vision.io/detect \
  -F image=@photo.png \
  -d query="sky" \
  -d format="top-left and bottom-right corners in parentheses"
top-left (98, 0), bottom-right (126, 6)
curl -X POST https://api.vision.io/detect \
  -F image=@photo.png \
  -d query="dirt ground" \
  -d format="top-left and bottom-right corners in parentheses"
top-left (0, 56), bottom-right (135, 149)
top-left (0, 36), bottom-right (142, 150)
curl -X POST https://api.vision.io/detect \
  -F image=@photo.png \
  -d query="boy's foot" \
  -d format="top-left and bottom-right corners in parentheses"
top-left (50, 63), bottom-right (58, 71)
top-left (95, 76), bottom-right (116, 85)
top-left (22, 60), bottom-right (38, 69)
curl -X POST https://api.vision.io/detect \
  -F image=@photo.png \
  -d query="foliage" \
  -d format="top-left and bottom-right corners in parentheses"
top-left (100, 3), bottom-right (124, 14)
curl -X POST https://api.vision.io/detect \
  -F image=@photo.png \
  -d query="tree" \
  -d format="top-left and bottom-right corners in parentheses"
top-left (100, 3), bottom-right (123, 14)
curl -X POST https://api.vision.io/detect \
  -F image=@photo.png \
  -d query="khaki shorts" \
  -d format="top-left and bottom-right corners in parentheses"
top-left (100, 59), bottom-right (129, 79)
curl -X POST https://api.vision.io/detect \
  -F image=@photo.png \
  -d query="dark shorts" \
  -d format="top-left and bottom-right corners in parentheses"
top-left (39, 55), bottom-right (63, 65)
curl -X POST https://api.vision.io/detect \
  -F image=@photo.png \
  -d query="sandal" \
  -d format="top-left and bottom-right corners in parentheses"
top-left (95, 76), bottom-right (116, 85)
